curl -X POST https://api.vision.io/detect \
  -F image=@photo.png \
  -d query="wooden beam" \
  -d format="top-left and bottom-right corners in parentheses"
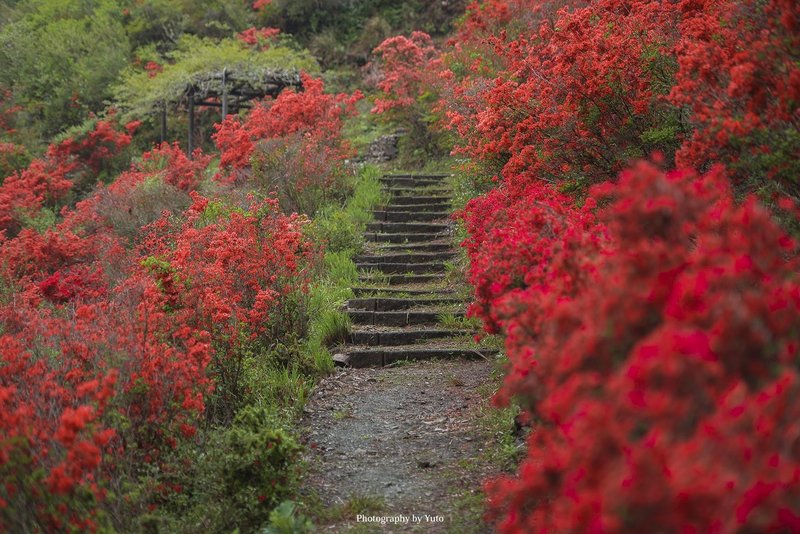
top-left (193, 101), bottom-right (251, 109)
top-left (160, 102), bottom-right (167, 143)
top-left (222, 67), bottom-right (228, 121)
top-left (187, 91), bottom-right (195, 158)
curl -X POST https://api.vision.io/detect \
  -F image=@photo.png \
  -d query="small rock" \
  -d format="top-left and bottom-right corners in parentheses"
top-left (332, 353), bottom-right (350, 367)
top-left (363, 133), bottom-right (401, 162)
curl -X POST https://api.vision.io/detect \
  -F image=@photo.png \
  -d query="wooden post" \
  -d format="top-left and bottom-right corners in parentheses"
top-left (160, 102), bottom-right (167, 143)
top-left (221, 68), bottom-right (228, 121)
top-left (187, 90), bottom-right (195, 158)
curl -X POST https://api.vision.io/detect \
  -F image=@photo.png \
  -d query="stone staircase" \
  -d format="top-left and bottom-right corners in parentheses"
top-left (333, 173), bottom-right (497, 368)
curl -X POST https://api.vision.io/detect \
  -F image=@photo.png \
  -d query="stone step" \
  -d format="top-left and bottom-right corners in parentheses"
top-left (383, 203), bottom-right (450, 213)
top-left (356, 251), bottom-right (456, 264)
top-left (348, 327), bottom-right (469, 346)
top-left (371, 210), bottom-right (450, 223)
top-left (383, 173), bottom-right (450, 180)
top-left (358, 273), bottom-right (443, 286)
top-left (388, 187), bottom-right (451, 196)
top-left (364, 232), bottom-right (447, 244)
top-left (388, 195), bottom-right (451, 206)
top-left (374, 242), bottom-right (454, 253)
top-left (356, 261), bottom-right (446, 274)
top-left (333, 344), bottom-right (498, 368)
top-left (348, 309), bottom-right (464, 327)
top-left (351, 287), bottom-right (456, 297)
top-left (381, 177), bottom-right (445, 188)
top-left (347, 297), bottom-right (463, 312)
top-left (334, 170), bottom-right (473, 367)
top-left (366, 222), bottom-right (450, 234)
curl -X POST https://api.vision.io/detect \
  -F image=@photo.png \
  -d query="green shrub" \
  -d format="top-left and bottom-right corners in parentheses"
top-left (315, 309), bottom-right (352, 348)
top-left (262, 501), bottom-right (314, 534)
top-left (224, 406), bottom-right (301, 508)
top-left (307, 164), bottom-right (385, 253)
top-left (135, 406), bottom-right (301, 533)
top-left (308, 208), bottom-right (361, 253)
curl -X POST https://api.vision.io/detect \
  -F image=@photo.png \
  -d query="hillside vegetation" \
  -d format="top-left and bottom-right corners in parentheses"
top-left (369, 0), bottom-right (800, 531)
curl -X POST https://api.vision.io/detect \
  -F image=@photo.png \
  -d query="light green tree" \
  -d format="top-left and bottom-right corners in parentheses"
top-left (0, 0), bottom-right (131, 143)
top-left (113, 34), bottom-right (318, 121)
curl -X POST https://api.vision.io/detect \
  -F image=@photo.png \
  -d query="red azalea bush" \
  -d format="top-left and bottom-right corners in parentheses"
top-left (144, 61), bottom-right (163, 78)
top-left (213, 73), bottom-right (361, 213)
top-left (370, 32), bottom-right (445, 116)
top-left (442, 0), bottom-right (687, 188)
top-left (670, 0), bottom-right (800, 190)
top-left (0, 176), bottom-right (204, 530)
top-left (238, 26), bottom-right (281, 49)
top-left (213, 74), bottom-right (359, 172)
top-left (0, 119), bottom-right (137, 239)
top-left (426, 0), bottom-right (799, 196)
top-left (0, 90), bottom-right (20, 137)
top-left (459, 180), bottom-right (606, 336)
top-left (0, 278), bottom-right (214, 531)
top-left (137, 192), bottom-right (315, 422)
top-left (470, 162), bottom-right (800, 532)
top-left (137, 142), bottom-right (211, 192)
top-left (0, 71), bottom-right (349, 528)
top-left (426, 0), bottom-right (800, 531)
top-left (49, 119), bottom-right (138, 176)
top-left (78, 142), bottom-right (209, 245)
top-left (369, 31), bottom-right (452, 160)
top-left (0, 183), bottom-right (315, 531)
top-left (1, 333), bottom-right (120, 531)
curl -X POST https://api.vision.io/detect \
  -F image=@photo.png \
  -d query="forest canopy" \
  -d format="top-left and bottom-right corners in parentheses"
top-left (0, 0), bottom-right (464, 152)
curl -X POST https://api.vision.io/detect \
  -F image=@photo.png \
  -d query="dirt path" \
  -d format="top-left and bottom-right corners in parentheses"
top-left (300, 359), bottom-right (502, 533)
top-left (298, 173), bottom-right (508, 532)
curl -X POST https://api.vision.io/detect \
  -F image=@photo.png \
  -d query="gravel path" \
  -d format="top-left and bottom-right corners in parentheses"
top-left (299, 359), bottom-right (501, 533)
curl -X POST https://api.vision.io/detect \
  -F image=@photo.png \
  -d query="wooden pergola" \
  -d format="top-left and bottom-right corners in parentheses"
top-left (160, 68), bottom-right (303, 155)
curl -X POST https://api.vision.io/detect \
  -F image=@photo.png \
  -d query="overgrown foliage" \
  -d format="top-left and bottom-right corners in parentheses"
top-left (0, 65), bottom-right (364, 530)
top-left (369, 0), bottom-right (800, 530)
top-left (113, 34), bottom-right (317, 120)
top-left (214, 74), bottom-right (362, 214)
top-left (465, 162), bottom-right (800, 532)
top-left (0, 0), bottom-right (466, 153)
top-left (4, 0), bottom-right (798, 530)
top-left (0, 0), bottom-right (130, 142)
top-left (0, 117), bottom-right (138, 239)
top-left (255, 0), bottom-right (467, 66)
top-left (368, 31), bottom-right (452, 164)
